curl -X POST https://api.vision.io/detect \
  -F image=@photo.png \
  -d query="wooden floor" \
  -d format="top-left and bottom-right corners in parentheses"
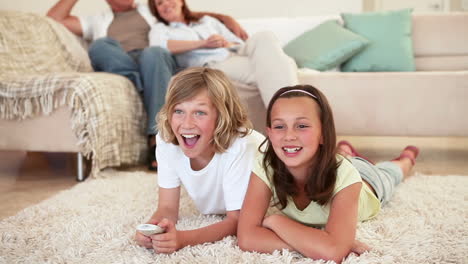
top-left (1, 136), bottom-right (467, 220)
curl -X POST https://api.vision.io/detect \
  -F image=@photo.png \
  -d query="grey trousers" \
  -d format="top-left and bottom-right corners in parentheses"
top-left (351, 157), bottom-right (403, 205)
top-left (88, 37), bottom-right (178, 134)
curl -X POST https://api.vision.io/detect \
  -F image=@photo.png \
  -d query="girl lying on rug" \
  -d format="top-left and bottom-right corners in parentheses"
top-left (135, 67), bottom-right (265, 253)
top-left (237, 85), bottom-right (419, 263)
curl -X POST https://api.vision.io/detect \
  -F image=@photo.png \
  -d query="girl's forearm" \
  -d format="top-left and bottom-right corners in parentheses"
top-left (238, 225), bottom-right (293, 253)
top-left (268, 216), bottom-right (351, 262)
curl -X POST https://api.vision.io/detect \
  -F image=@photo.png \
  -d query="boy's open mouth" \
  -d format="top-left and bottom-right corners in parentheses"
top-left (182, 134), bottom-right (200, 147)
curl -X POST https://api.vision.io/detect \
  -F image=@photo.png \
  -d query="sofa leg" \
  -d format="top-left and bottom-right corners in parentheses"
top-left (76, 152), bottom-right (86, 182)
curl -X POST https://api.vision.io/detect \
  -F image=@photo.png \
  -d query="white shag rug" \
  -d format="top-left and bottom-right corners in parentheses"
top-left (0, 170), bottom-right (466, 264)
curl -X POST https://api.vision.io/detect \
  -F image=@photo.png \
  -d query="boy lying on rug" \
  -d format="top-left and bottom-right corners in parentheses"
top-left (134, 67), bottom-right (264, 253)
top-left (237, 85), bottom-right (419, 263)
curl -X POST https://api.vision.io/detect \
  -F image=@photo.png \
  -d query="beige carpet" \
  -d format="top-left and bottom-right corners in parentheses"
top-left (0, 170), bottom-right (466, 264)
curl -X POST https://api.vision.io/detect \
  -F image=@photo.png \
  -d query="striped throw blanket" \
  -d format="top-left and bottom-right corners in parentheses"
top-left (0, 11), bottom-right (147, 176)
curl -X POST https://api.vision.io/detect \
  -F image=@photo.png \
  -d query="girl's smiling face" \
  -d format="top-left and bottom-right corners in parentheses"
top-left (267, 96), bottom-right (323, 176)
top-left (170, 89), bottom-right (218, 167)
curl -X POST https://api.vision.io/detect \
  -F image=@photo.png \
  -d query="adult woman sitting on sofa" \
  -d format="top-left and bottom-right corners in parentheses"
top-left (148, 0), bottom-right (298, 106)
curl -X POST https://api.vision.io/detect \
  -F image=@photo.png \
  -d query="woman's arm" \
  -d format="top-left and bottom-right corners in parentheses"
top-left (135, 187), bottom-right (181, 248)
top-left (166, 40), bottom-right (205, 54)
top-left (194, 12), bottom-right (248, 40)
top-left (263, 183), bottom-right (362, 263)
top-left (237, 173), bottom-right (294, 253)
top-left (151, 210), bottom-right (240, 253)
top-left (150, 22), bottom-right (228, 54)
top-left (166, 35), bottom-right (227, 54)
top-left (150, 23), bottom-right (213, 54)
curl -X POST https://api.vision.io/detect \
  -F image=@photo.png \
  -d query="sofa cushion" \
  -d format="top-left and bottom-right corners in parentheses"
top-left (341, 9), bottom-right (415, 72)
top-left (283, 20), bottom-right (369, 71)
top-left (239, 16), bottom-right (340, 47)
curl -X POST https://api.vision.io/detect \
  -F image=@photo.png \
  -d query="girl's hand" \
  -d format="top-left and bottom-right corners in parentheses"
top-left (350, 239), bottom-right (371, 255)
top-left (135, 219), bottom-right (158, 249)
top-left (263, 214), bottom-right (370, 255)
top-left (151, 218), bottom-right (181, 254)
top-left (203, 34), bottom-right (228, 48)
top-left (262, 214), bottom-right (285, 230)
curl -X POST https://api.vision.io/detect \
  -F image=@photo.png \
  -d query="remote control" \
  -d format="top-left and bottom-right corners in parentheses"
top-left (136, 224), bottom-right (165, 236)
top-left (227, 44), bottom-right (242, 52)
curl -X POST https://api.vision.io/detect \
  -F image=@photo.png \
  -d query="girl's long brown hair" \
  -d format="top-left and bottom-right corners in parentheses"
top-left (148, 0), bottom-right (200, 25)
top-left (261, 85), bottom-right (339, 208)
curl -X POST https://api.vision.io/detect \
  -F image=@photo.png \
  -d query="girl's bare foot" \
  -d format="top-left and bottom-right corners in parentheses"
top-left (336, 140), bottom-right (375, 164)
top-left (337, 143), bottom-right (354, 158)
top-left (392, 146), bottom-right (419, 178)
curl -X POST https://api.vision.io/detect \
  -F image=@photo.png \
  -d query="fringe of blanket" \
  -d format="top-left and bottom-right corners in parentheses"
top-left (0, 88), bottom-right (99, 176)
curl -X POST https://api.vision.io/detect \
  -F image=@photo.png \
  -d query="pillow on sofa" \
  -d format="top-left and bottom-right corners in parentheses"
top-left (341, 9), bottom-right (415, 72)
top-left (283, 20), bottom-right (369, 71)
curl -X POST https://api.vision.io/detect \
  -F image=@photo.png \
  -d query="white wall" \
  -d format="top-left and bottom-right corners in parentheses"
top-left (0, 0), bottom-right (112, 16)
top-left (188, 0), bottom-right (363, 18)
top-left (0, 0), bottom-right (362, 18)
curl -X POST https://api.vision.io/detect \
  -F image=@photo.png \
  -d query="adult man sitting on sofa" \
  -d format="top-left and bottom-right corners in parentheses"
top-left (47, 0), bottom-right (248, 170)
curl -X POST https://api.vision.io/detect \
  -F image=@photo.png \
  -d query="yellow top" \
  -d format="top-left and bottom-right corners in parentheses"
top-left (253, 155), bottom-right (381, 226)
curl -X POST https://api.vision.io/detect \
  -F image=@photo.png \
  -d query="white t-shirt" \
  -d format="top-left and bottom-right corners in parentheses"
top-left (78, 3), bottom-right (155, 42)
top-left (156, 129), bottom-right (265, 214)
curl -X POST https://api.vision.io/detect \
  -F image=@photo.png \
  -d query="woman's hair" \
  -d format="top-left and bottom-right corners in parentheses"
top-left (148, 0), bottom-right (200, 25)
top-left (157, 67), bottom-right (252, 153)
top-left (261, 85), bottom-right (339, 208)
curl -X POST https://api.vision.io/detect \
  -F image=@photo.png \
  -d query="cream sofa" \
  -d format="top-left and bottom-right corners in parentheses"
top-left (1, 12), bottom-right (466, 182)
top-left (0, 11), bottom-right (147, 180)
top-left (236, 13), bottom-right (468, 137)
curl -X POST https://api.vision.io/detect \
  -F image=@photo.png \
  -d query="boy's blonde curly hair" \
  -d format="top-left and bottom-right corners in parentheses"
top-left (157, 67), bottom-right (252, 153)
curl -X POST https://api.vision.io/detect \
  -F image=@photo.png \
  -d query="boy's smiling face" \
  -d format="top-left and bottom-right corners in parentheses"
top-left (170, 89), bottom-right (218, 167)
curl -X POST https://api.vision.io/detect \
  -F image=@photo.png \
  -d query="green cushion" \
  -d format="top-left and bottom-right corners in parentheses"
top-left (341, 9), bottom-right (415, 72)
top-left (283, 20), bottom-right (369, 71)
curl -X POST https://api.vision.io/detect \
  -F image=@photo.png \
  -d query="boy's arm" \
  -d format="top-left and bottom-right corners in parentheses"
top-left (148, 187), bottom-right (181, 224)
top-left (194, 12), bottom-right (248, 40)
top-left (135, 187), bottom-right (181, 249)
top-left (152, 210), bottom-right (240, 253)
top-left (47, 0), bottom-right (83, 36)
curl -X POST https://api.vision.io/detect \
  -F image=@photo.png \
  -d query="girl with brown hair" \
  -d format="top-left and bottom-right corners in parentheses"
top-left (238, 85), bottom-right (419, 262)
